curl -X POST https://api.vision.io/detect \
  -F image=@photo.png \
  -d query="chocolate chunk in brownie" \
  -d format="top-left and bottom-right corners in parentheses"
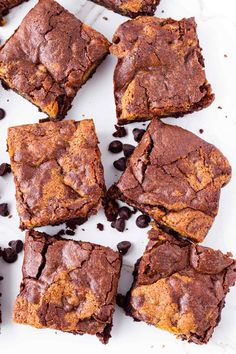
top-left (89, 0), bottom-right (160, 18)
top-left (109, 118), bottom-right (231, 242)
top-left (124, 226), bottom-right (236, 344)
top-left (0, 163), bottom-right (11, 176)
top-left (8, 119), bottom-right (106, 229)
top-left (0, 0), bottom-right (110, 120)
top-left (0, 0), bottom-right (26, 25)
top-left (13, 230), bottom-right (122, 343)
top-left (110, 17), bottom-right (214, 124)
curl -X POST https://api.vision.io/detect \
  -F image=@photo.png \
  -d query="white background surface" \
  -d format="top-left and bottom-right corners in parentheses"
top-left (0, 0), bottom-right (236, 353)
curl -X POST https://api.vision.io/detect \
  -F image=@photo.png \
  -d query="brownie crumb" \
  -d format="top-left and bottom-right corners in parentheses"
top-left (0, 203), bottom-right (9, 217)
top-left (113, 157), bottom-right (126, 171)
top-left (116, 293), bottom-right (126, 308)
top-left (104, 196), bottom-right (119, 221)
top-left (117, 241), bottom-right (131, 255)
top-left (108, 140), bottom-right (123, 153)
top-left (113, 218), bottom-right (125, 232)
top-left (1, 80), bottom-right (10, 90)
top-left (132, 128), bottom-right (145, 142)
top-left (0, 108), bottom-right (6, 120)
top-left (113, 125), bottom-right (127, 138)
top-left (2, 248), bottom-right (17, 263)
top-left (136, 214), bottom-right (151, 228)
top-left (8, 240), bottom-right (23, 254)
top-left (0, 163), bottom-right (11, 176)
top-left (97, 223), bottom-right (104, 231)
top-left (65, 229), bottom-right (75, 236)
top-left (103, 16), bottom-right (108, 21)
top-left (118, 206), bottom-right (132, 220)
top-left (54, 229), bottom-right (65, 237)
top-left (65, 217), bottom-right (87, 231)
top-left (123, 144), bottom-right (135, 158)
top-left (199, 129), bottom-right (204, 134)
top-left (224, 54), bottom-right (228, 58)
top-left (218, 106), bottom-right (222, 109)
top-left (39, 117), bottom-right (51, 123)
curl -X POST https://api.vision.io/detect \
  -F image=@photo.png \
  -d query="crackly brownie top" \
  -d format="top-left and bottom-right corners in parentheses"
top-left (91, 0), bottom-right (159, 17)
top-left (110, 17), bottom-right (214, 123)
top-left (128, 227), bottom-right (236, 344)
top-left (115, 118), bottom-right (231, 242)
top-left (13, 230), bottom-right (121, 342)
top-left (8, 119), bottom-right (105, 229)
top-left (0, 0), bottom-right (110, 118)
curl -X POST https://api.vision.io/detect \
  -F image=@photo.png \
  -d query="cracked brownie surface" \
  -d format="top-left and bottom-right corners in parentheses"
top-left (13, 230), bottom-right (122, 343)
top-left (0, 0), bottom-right (26, 25)
top-left (124, 226), bottom-right (236, 344)
top-left (8, 119), bottom-right (105, 229)
top-left (0, 0), bottom-right (110, 120)
top-left (110, 118), bottom-right (231, 242)
top-left (90, 0), bottom-right (160, 18)
top-left (110, 17), bottom-right (214, 124)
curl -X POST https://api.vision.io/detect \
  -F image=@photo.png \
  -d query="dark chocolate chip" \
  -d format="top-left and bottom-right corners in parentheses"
top-left (123, 144), bottom-right (135, 158)
top-left (136, 214), bottom-right (151, 228)
top-left (133, 128), bottom-right (145, 142)
top-left (55, 229), bottom-right (65, 237)
top-left (116, 293), bottom-right (126, 308)
top-left (8, 240), bottom-right (23, 254)
top-left (108, 140), bottom-right (123, 153)
top-left (0, 108), bottom-right (6, 120)
top-left (97, 223), bottom-right (104, 231)
top-left (113, 157), bottom-right (126, 171)
top-left (0, 163), bottom-right (11, 176)
top-left (199, 129), bottom-right (204, 134)
top-left (0, 276), bottom-right (3, 281)
top-left (2, 248), bottom-right (17, 263)
top-left (113, 125), bottom-right (127, 138)
top-left (118, 206), bottom-right (132, 220)
top-left (117, 241), bottom-right (131, 255)
top-left (65, 229), bottom-right (75, 236)
top-left (66, 217), bottom-right (87, 230)
top-left (0, 203), bottom-right (9, 217)
top-left (114, 218), bottom-right (125, 232)
top-left (1, 80), bottom-right (10, 90)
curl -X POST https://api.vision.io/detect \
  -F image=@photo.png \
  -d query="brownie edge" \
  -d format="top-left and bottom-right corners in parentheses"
top-left (124, 226), bottom-right (236, 344)
top-left (13, 230), bottom-right (122, 343)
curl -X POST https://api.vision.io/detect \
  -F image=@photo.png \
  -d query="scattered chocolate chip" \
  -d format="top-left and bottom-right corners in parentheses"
top-left (97, 223), bottom-right (104, 231)
top-left (65, 217), bottom-right (87, 230)
top-left (118, 206), bottom-right (132, 220)
top-left (0, 108), bottom-right (6, 120)
top-left (199, 128), bottom-right (204, 134)
top-left (2, 248), bottom-right (17, 263)
top-left (0, 276), bottom-right (3, 281)
top-left (116, 293), bottom-right (126, 308)
top-left (65, 229), bottom-right (75, 236)
top-left (117, 241), bottom-right (131, 255)
top-left (113, 124), bottom-right (127, 138)
top-left (0, 203), bottom-right (9, 217)
top-left (133, 128), bottom-right (145, 142)
top-left (114, 218), bottom-right (125, 232)
top-left (161, 9), bottom-right (164, 13)
top-left (136, 214), bottom-right (151, 228)
top-left (123, 144), bottom-right (135, 158)
top-left (0, 163), bottom-right (11, 176)
top-left (224, 54), bottom-right (228, 58)
top-left (1, 80), bottom-right (10, 90)
top-left (8, 240), bottom-right (23, 254)
top-left (113, 157), bottom-right (126, 171)
top-left (108, 140), bottom-right (123, 153)
top-left (218, 106), bottom-right (222, 109)
top-left (132, 207), bottom-right (138, 214)
top-left (103, 16), bottom-right (108, 21)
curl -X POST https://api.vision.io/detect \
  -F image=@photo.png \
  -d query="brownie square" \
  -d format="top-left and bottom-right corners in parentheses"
top-left (110, 17), bottom-right (214, 124)
top-left (8, 119), bottom-right (106, 229)
top-left (124, 226), bottom-right (236, 344)
top-left (0, 0), bottom-right (26, 25)
top-left (109, 118), bottom-right (231, 242)
top-left (0, 0), bottom-right (110, 120)
top-left (13, 230), bottom-right (122, 343)
top-left (90, 0), bottom-right (160, 18)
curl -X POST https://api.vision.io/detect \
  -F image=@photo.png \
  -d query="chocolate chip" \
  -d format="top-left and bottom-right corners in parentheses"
top-left (97, 223), bottom-right (104, 231)
top-left (108, 140), bottom-right (123, 153)
top-left (114, 218), bottom-right (125, 232)
top-left (113, 125), bottom-right (127, 138)
top-left (118, 206), bottom-right (132, 220)
top-left (136, 214), bottom-right (151, 228)
top-left (117, 241), bottom-right (131, 255)
top-left (2, 248), bottom-right (17, 263)
top-left (66, 217), bottom-right (87, 230)
top-left (0, 108), bottom-right (6, 120)
top-left (123, 144), bottom-right (135, 158)
top-left (218, 106), bottom-right (222, 109)
top-left (133, 128), bottom-right (145, 142)
top-left (65, 229), bottom-right (75, 236)
top-left (199, 129), bottom-right (204, 134)
top-left (0, 203), bottom-right (9, 217)
top-left (113, 157), bottom-right (126, 171)
top-left (54, 229), bottom-right (65, 237)
top-left (0, 163), bottom-right (11, 176)
top-left (116, 293), bottom-right (126, 308)
top-left (8, 240), bottom-right (23, 254)
top-left (1, 80), bottom-right (10, 90)
top-left (0, 276), bottom-right (3, 281)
